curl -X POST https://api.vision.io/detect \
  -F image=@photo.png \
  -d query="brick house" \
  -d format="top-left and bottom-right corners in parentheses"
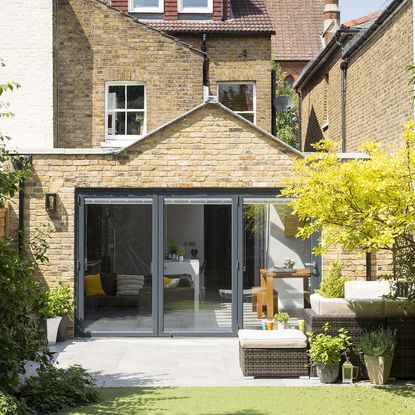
top-left (295, 0), bottom-right (414, 152)
top-left (0, 0), bottom-right (350, 338)
top-left (295, 0), bottom-right (414, 280)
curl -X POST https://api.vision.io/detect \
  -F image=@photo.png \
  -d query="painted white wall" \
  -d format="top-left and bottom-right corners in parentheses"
top-left (0, 1), bottom-right (54, 149)
top-left (166, 205), bottom-right (205, 265)
top-left (267, 204), bottom-right (311, 310)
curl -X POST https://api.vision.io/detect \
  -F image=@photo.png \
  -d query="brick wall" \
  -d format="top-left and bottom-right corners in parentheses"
top-left (56, 0), bottom-right (204, 148)
top-left (300, 49), bottom-right (342, 151)
top-left (346, 1), bottom-right (413, 152)
top-left (178, 34), bottom-right (273, 133)
top-left (279, 61), bottom-right (308, 81)
top-left (0, 0), bottom-right (54, 150)
top-left (110, 0), bottom-right (226, 20)
top-left (19, 103), bottom-right (297, 288)
top-left (300, 1), bottom-right (414, 152)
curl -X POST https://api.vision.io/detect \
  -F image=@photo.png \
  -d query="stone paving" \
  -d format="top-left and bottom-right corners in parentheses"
top-left (52, 337), bottom-right (324, 387)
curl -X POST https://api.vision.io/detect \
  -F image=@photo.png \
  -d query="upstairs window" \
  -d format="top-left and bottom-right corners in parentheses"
top-left (129, 0), bottom-right (164, 13)
top-left (179, 0), bottom-right (213, 13)
top-left (105, 82), bottom-right (146, 141)
top-left (218, 82), bottom-right (256, 123)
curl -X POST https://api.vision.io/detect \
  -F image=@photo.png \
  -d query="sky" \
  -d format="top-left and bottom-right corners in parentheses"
top-left (340, 0), bottom-right (391, 23)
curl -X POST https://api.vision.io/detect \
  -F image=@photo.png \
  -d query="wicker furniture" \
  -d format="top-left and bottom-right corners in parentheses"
top-left (238, 329), bottom-right (309, 378)
top-left (304, 309), bottom-right (415, 379)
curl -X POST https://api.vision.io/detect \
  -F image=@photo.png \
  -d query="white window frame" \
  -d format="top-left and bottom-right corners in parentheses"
top-left (178, 0), bottom-right (213, 13)
top-left (217, 81), bottom-right (257, 124)
top-left (129, 0), bottom-right (164, 13)
top-left (105, 81), bottom-right (147, 144)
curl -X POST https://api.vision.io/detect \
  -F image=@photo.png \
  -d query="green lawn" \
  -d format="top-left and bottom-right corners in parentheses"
top-left (62, 386), bottom-right (415, 415)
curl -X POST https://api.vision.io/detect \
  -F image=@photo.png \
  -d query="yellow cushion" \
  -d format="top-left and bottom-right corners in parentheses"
top-left (163, 277), bottom-right (173, 288)
top-left (85, 274), bottom-right (106, 296)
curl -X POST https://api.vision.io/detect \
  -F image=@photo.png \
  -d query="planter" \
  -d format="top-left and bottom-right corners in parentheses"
top-left (364, 355), bottom-right (393, 385)
top-left (277, 321), bottom-right (288, 330)
top-left (40, 316), bottom-right (62, 346)
top-left (56, 315), bottom-right (69, 342)
top-left (178, 256), bottom-right (184, 262)
top-left (315, 363), bottom-right (340, 383)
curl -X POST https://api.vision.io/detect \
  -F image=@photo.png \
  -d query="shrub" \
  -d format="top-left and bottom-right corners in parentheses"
top-left (317, 261), bottom-right (348, 298)
top-left (274, 312), bottom-right (289, 322)
top-left (0, 236), bottom-right (48, 394)
top-left (308, 323), bottom-right (352, 365)
top-left (18, 364), bottom-right (99, 414)
top-left (0, 392), bottom-right (21, 415)
top-left (359, 327), bottom-right (397, 357)
top-left (39, 283), bottom-right (74, 318)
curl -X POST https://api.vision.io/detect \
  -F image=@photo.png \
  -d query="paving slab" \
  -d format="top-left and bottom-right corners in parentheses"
top-left (51, 337), bottom-right (329, 387)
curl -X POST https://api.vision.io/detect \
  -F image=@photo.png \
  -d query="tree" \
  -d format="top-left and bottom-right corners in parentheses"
top-left (273, 63), bottom-right (300, 149)
top-left (281, 123), bottom-right (415, 297)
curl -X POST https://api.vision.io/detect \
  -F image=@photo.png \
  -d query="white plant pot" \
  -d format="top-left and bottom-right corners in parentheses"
top-left (277, 321), bottom-right (288, 330)
top-left (41, 316), bottom-right (62, 346)
top-left (179, 256), bottom-right (184, 262)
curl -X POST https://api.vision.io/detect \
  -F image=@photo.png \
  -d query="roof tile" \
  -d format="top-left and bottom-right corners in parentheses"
top-left (142, 0), bottom-right (275, 33)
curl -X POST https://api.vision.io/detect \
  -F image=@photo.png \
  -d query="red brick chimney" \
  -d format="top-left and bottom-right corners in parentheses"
top-left (323, 0), bottom-right (341, 44)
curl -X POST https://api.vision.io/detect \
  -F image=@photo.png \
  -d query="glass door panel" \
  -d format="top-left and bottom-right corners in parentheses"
top-left (83, 198), bottom-right (154, 333)
top-left (242, 199), bottom-right (312, 328)
top-left (163, 198), bottom-right (233, 333)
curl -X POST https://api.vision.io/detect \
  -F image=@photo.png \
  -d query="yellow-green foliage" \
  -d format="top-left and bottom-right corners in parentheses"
top-left (317, 261), bottom-right (347, 298)
top-left (282, 122), bottom-right (415, 257)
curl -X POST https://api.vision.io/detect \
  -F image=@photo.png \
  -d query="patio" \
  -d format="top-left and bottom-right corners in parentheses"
top-left (51, 337), bottom-right (322, 387)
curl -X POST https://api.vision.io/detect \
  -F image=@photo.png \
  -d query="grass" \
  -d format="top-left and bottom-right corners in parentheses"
top-left (61, 386), bottom-right (415, 415)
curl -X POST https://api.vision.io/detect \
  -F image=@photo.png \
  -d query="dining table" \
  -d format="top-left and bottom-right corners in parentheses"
top-left (260, 268), bottom-right (312, 319)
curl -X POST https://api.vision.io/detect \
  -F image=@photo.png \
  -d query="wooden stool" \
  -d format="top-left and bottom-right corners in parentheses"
top-left (252, 287), bottom-right (278, 319)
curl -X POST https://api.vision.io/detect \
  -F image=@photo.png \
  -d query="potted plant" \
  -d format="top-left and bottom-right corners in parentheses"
top-left (177, 246), bottom-right (185, 262)
top-left (283, 258), bottom-right (295, 269)
top-left (359, 327), bottom-right (396, 385)
top-left (274, 312), bottom-right (289, 329)
top-left (307, 323), bottom-right (352, 383)
top-left (39, 283), bottom-right (74, 345)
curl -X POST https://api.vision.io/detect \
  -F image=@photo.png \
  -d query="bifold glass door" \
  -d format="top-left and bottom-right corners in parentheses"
top-left (81, 198), bottom-right (155, 334)
top-left (163, 198), bottom-right (233, 333)
top-left (77, 192), bottom-right (315, 336)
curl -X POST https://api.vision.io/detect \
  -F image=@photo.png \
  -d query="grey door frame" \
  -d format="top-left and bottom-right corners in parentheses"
top-left (75, 188), bottom-right (317, 337)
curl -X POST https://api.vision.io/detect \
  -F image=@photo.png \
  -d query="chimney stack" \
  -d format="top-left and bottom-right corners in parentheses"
top-left (323, 0), bottom-right (341, 44)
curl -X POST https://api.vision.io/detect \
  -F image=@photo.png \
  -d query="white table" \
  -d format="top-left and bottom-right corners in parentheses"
top-left (164, 259), bottom-right (200, 309)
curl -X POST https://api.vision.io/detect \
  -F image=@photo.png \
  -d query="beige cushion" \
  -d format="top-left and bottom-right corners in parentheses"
top-left (315, 294), bottom-right (385, 316)
top-left (345, 280), bottom-right (390, 299)
top-left (238, 329), bottom-right (307, 349)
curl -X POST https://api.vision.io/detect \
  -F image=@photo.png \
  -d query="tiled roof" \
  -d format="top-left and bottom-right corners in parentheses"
top-left (142, 0), bottom-right (275, 34)
top-left (343, 10), bottom-right (383, 28)
top-left (266, 0), bottom-right (324, 61)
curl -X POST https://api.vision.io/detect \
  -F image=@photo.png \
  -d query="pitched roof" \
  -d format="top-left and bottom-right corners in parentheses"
top-left (343, 10), bottom-right (383, 28)
top-left (118, 97), bottom-right (303, 156)
top-left (143, 0), bottom-right (275, 34)
top-left (266, 0), bottom-right (324, 61)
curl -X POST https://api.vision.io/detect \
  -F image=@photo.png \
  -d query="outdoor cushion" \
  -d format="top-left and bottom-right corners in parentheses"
top-left (345, 280), bottom-right (390, 299)
top-left (312, 294), bottom-right (385, 316)
top-left (85, 274), bottom-right (106, 297)
top-left (238, 329), bottom-right (307, 349)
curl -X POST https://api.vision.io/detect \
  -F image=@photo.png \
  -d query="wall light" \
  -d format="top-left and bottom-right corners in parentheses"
top-left (45, 193), bottom-right (57, 212)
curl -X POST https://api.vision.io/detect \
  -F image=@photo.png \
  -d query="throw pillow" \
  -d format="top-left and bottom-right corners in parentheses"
top-left (167, 278), bottom-right (180, 289)
top-left (85, 274), bottom-right (106, 296)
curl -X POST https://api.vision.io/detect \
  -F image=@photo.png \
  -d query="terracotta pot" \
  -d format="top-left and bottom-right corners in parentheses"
top-left (364, 355), bottom-right (393, 385)
top-left (316, 363), bottom-right (340, 383)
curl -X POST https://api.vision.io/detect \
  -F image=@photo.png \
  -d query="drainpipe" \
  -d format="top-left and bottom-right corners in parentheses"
top-left (340, 59), bottom-right (348, 152)
top-left (12, 156), bottom-right (31, 253)
top-left (201, 33), bottom-right (209, 100)
top-left (298, 90), bottom-right (303, 150)
top-left (271, 68), bottom-right (277, 136)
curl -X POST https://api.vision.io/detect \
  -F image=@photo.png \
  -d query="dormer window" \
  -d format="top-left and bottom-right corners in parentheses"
top-left (178, 0), bottom-right (213, 13)
top-left (129, 0), bottom-right (164, 13)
